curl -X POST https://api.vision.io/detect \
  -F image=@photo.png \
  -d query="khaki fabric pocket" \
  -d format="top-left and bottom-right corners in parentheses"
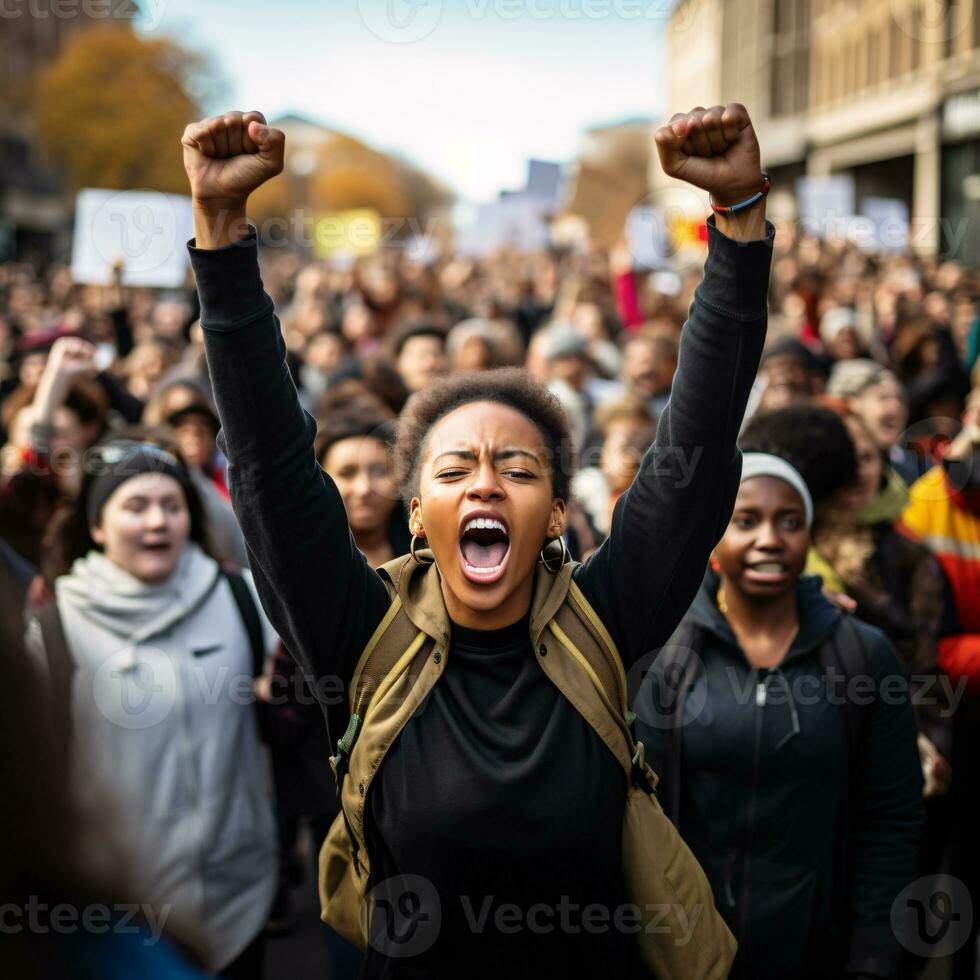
top-left (622, 783), bottom-right (737, 980)
top-left (319, 812), bottom-right (369, 950)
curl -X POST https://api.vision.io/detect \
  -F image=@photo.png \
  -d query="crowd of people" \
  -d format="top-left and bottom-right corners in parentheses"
top-left (2, 103), bottom-right (980, 979)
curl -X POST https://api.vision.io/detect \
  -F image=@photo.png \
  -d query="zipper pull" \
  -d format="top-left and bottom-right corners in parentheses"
top-left (756, 681), bottom-right (767, 707)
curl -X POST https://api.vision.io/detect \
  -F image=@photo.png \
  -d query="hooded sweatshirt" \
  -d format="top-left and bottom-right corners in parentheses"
top-left (28, 542), bottom-right (278, 973)
top-left (636, 570), bottom-right (923, 980)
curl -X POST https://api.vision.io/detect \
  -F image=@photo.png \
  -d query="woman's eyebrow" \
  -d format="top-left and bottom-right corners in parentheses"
top-left (431, 448), bottom-right (543, 466)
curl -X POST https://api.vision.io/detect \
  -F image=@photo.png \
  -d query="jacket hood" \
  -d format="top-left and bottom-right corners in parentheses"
top-left (56, 541), bottom-right (221, 644)
top-left (687, 566), bottom-right (842, 662)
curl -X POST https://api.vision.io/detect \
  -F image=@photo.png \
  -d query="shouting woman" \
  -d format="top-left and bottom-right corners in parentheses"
top-left (181, 104), bottom-right (773, 977)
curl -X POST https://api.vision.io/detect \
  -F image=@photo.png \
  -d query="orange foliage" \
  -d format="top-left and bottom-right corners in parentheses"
top-left (35, 29), bottom-right (206, 194)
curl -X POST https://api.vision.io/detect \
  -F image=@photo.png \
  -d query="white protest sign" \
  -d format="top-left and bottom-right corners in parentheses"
top-left (71, 189), bottom-right (194, 288)
top-left (860, 197), bottom-right (910, 253)
top-left (795, 175), bottom-right (855, 238)
top-left (626, 205), bottom-right (669, 270)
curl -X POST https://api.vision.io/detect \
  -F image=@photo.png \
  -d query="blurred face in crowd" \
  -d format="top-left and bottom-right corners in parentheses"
top-left (46, 404), bottom-right (101, 495)
top-left (412, 401), bottom-right (566, 629)
top-left (844, 415), bottom-right (884, 510)
top-left (762, 353), bottom-right (808, 394)
top-left (713, 476), bottom-right (810, 605)
top-left (306, 331), bottom-right (347, 375)
top-left (827, 326), bottom-right (863, 361)
top-left (601, 418), bottom-right (654, 495)
top-left (397, 334), bottom-right (447, 392)
top-left (572, 302), bottom-right (606, 342)
top-left (850, 374), bottom-right (907, 450)
top-left (91, 473), bottom-right (190, 583)
top-left (174, 412), bottom-right (217, 470)
top-left (19, 351), bottom-right (47, 389)
top-left (323, 436), bottom-right (398, 536)
top-left (453, 335), bottom-right (493, 373)
top-left (342, 302), bottom-right (377, 346)
top-left (623, 338), bottom-right (675, 401)
top-left (548, 352), bottom-right (589, 392)
top-left (151, 301), bottom-right (190, 339)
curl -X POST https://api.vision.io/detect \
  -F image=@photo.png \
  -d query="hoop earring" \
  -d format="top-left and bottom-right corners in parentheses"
top-left (410, 534), bottom-right (434, 565)
top-left (539, 537), bottom-right (569, 574)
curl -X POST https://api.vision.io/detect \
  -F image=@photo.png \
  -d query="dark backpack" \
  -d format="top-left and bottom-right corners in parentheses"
top-left (647, 614), bottom-right (869, 826)
top-left (36, 569), bottom-right (266, 752)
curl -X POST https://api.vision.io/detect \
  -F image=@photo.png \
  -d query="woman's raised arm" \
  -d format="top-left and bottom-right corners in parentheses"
top-left (576, 105), bottom-right (773, 667)
top-left (183, 113), bottom-right (391, 736)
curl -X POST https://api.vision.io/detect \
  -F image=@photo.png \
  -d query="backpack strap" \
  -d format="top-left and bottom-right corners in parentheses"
top-left (222, 569), bottom-right (265, 678)
top-left (818, 613), bottom-right (870, 917)
top-left (658, 620), bottom-right (704, 826)
top-left (330, 594), bottom-right (426, 784)
top-left (36, 600), bottom-right (75, 754)
top-left (818, 614), bottom-right (869, 779)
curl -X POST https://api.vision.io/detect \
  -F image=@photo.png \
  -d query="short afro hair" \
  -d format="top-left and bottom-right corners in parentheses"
top-left (739, 403), bottom-right (857, 504)
top-left (395, 368), bottom-right (574, 501)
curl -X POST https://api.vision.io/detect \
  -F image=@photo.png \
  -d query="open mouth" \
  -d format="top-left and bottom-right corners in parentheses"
top-left (141, 542), bottom-right (172, 552)
top-left (745, 560), bottom-right (790, 584)
top-left (458, 515), bottom-right (510, 585)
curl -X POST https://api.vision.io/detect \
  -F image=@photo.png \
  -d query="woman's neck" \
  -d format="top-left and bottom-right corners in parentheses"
top-left (719, 577), bottom-right (799, 668)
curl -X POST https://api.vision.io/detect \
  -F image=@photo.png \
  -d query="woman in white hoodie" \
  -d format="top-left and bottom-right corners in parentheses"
top-left (27, 439), bottom-right (278, 979)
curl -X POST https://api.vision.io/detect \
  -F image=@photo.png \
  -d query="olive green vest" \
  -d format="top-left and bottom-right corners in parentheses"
top-left (319, 550), bottom-right (736, 978)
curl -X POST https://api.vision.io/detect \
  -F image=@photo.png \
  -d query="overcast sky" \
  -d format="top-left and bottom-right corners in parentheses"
top-left (138, 0), bottom-right (667, 203)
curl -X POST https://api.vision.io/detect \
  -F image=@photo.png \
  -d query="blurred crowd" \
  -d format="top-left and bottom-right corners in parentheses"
top-left (3, 218), bottom-right (980, 977)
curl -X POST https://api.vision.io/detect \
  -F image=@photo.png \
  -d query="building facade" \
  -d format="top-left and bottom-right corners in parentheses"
top-left (0, 6), bottom-right (132, 262)
top-left (660, 0), bottom-right (980, 262)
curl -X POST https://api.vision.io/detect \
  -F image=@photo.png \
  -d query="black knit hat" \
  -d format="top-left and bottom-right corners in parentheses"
top-left (85, 441), bottom-right (194, 529)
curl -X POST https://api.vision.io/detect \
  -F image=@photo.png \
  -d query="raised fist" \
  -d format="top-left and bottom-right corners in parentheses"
top-left (181, 111), bottom-right (285, 208)
top-left (655, 104), bottom-right (763, 207)
top-left (46, 336), bottom-right (96, 382)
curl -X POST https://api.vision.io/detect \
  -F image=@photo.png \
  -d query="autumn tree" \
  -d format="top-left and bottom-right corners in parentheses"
top-left (35, 29), bottom-right (217, 194)
top-left (309, 134), bottom-right (408, 219)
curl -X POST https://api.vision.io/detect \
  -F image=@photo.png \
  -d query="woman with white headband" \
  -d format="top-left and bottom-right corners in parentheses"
top-left (635, 453), bottom-right (923, 980)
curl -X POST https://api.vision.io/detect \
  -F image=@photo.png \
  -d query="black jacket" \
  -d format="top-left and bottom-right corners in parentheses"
top-left (636, 570), bottom-right (924, 979)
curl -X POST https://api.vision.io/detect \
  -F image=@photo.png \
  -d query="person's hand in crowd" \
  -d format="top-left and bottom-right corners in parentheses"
top-left (31, 336), bottom-right (96, 428)
top-left (654, 103), bottom-right (766, 242)
top-left (609, 238), bottom-right (634, 278)
top-left (821, 587), bottom-right (857, 614)
top-left (181, 110), bottom-right (285, 248)
top-left (918, 733), bottom-right (952, 797)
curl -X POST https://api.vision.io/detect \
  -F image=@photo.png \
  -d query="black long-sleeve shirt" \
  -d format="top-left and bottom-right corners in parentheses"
top-left (190, 216), bottom-right (772, 977)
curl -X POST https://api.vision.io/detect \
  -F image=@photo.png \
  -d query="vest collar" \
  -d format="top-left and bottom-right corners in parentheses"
top-left (378, 551), bottom-right (575, 644)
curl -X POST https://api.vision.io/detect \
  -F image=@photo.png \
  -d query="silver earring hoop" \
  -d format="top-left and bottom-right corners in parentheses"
top-left (410, 534), bottom-right (434, 565)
